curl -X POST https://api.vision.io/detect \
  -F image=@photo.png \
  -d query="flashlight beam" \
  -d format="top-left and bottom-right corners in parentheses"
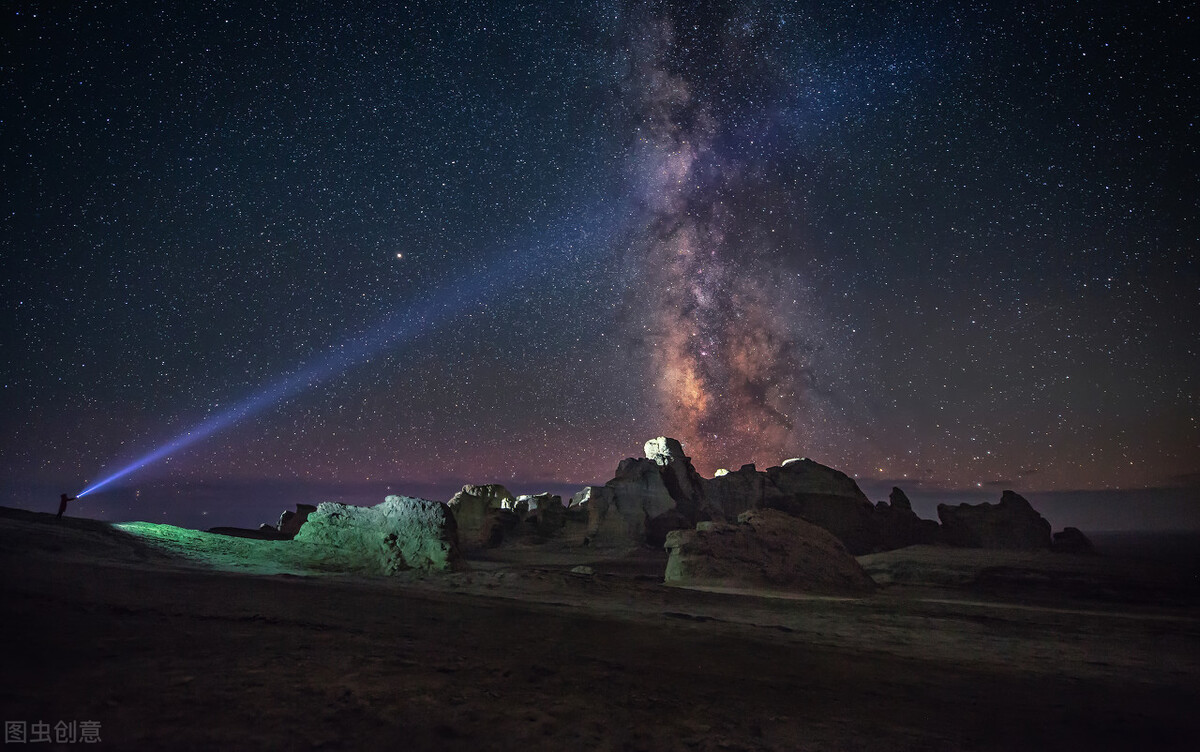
top-left (77, 205), bottom-right (624, 497)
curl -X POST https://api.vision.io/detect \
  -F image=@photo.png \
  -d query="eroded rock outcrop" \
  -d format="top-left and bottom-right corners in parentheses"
top-left (1052, 526), bottom-right (1094, 554)
top-left (644, 437), bottom-right (712, 521)
top-left (703, 463), bottom-right (784, 520)
top-left (293, 496), bottom-right (461, 573)
top-left (581, 440), bottom-right (944, 553)
top-left (460, 484), bottom-right (515, 508)
top-left (582, 484), bottom-right (643, 547)
top-left (585, 458), bottom-right (675, 547)
top-left (584, 438), bottom-right (731, 547)
top-left (448, 484), bottom-right (515, 549)
top-left (520, 492), bottom-right (566, 537)
top-left (762, 458), bottom-right (880, 554)
top-left (610, 457), bottom-right (678, 520)
top-left (663, 509), bottom-right (875, 594)
top-left (277, 503), bottom-right (316, 539)
top-left (938, 491), bottom-right (1052, 550)
top-left (874, 487), bottom-right (941, 550)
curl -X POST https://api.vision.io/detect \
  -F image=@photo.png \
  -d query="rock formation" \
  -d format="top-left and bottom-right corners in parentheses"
top-left (581, 484), bottom-right (640, 547)
top-left (277, 504), bottom-right (316, 539)
top-left (460, 484), bottom-right (515, 508)
top-left (938, 490), bottom-right (1052, 550)
top-left (515, 492), bottom-right (566, 537)
top-left (703, 463), bottom-right (783, 520)
top-left (445, 485), bottom-right (571, 547)
top-left (293, 495), bottom-right (461, 573)
top-left (761, 458), bottom-right (881, 554)
top-left (585, 438), bottom-right (733, 547)
top-left (1051, 526), bottom-right (1094, 554)
top-left (663, 509), bottom-right (875, 595)
top-left (431, 438), bottom-right (1058, 559)
top-left (698, 460), bottom-right (938, 554)
top-left (585, 458), bottom-right (675, 547)
top-left (568, 487), bottom-right (591, 509)
top-left (561, 490), bottom-right (592, 540)
top-left (448, 484), bottom-right (516, 549)
top-left (644, 437), bottom-right (712, 521)
top-left (874, 487), bottom-right (941, 550)
top-left (577, 439), bottom-right (944, 554)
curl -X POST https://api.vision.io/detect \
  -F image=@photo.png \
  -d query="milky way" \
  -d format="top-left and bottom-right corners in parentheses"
top-left (617, 7), bottom-right (843, 474)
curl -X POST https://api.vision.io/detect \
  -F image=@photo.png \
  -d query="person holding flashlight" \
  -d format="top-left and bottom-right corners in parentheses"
top-left (56, 493), bottom-right (78, 521)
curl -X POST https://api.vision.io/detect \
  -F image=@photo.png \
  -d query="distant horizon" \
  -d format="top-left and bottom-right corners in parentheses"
top-left (5, 470), bottom-right (1197, 535)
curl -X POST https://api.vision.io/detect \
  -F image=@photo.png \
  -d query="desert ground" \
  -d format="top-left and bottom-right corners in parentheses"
top-left (2, 506), bottom-right (1198, 751)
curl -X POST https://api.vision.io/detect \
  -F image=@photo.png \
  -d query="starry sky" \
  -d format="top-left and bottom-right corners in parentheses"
top-left (3, 1), bottom-right (1197, 530)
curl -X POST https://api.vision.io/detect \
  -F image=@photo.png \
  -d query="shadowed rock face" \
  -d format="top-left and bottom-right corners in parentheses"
top-left (520, 493), bottom-right (566, 537)
top-left (874, 488), bottom-right (941, 550)
top-left (447, 488), bottom-right (567, 548)
top-left (1052, 526), bottom-right (1095, 554)
top-left (704, 468), bottom-right (938, 554)
top-left (569, 439), bottom-right (1058, 557)
top-left (770, 458), bottom-right (868, 499)
top-left (663, 509), bottom-right (875, 595)
top-left (762, 460), bottom-right (880, 554)
top-left (207, 525), bottom-right (282, 540)
top-left (938, 491), bottom-right (1052, 550)
top-left (889, 487), bottom-right (913, 512)
top-left (703, 464), bottom-right (785, 521)
top-left (609, 457), bottom-right (676, 520)
top-left (293, 496), bottom-right (461, 573)
top-left (277, 504), bottom-right (317, 539)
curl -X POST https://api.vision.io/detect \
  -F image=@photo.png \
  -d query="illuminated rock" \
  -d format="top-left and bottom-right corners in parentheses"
top-left (448, 484), bottom-right (515, 549)
top-left (582, 485), bottom-right (635, 547)
top-left (459, 484), bottom-right (515, 509)
top-left (293, 496), bottom-right (461, 573)
top-left (568, 487), bottom-right (594, 509)
top-left (663, 509), bottom-right (875, 594)
top-left (644, 436), bottom-right (711, 520)
top-left (938, 491), bottom-right (1052, 550)
top-left (586, 457), bottom-right (676, 547)
top-left (610, 457), bottom-right (676, 519)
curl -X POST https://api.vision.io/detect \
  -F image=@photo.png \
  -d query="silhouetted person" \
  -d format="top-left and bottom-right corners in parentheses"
top-left (56, 493), bottom-right (77, 520)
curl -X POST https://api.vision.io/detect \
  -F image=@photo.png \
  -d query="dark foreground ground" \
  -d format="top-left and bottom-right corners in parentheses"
top-left (2, 507), bottom-right (1198, 751)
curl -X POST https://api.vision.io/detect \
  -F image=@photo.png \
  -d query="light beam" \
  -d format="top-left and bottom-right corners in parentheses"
top-left (77, 206), bottom-right (624, 497)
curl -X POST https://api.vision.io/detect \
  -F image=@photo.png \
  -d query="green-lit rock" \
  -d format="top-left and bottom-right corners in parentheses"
top-left (294, 496), bottom-right (462, 574)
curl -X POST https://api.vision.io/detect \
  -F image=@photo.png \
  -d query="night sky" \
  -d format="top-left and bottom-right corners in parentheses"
top-left (3, 1), bottom-right (1196, 530)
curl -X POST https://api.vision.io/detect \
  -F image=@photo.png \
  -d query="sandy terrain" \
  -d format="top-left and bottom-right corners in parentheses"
top-left (2, 507), bottom-right (1198, 751)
